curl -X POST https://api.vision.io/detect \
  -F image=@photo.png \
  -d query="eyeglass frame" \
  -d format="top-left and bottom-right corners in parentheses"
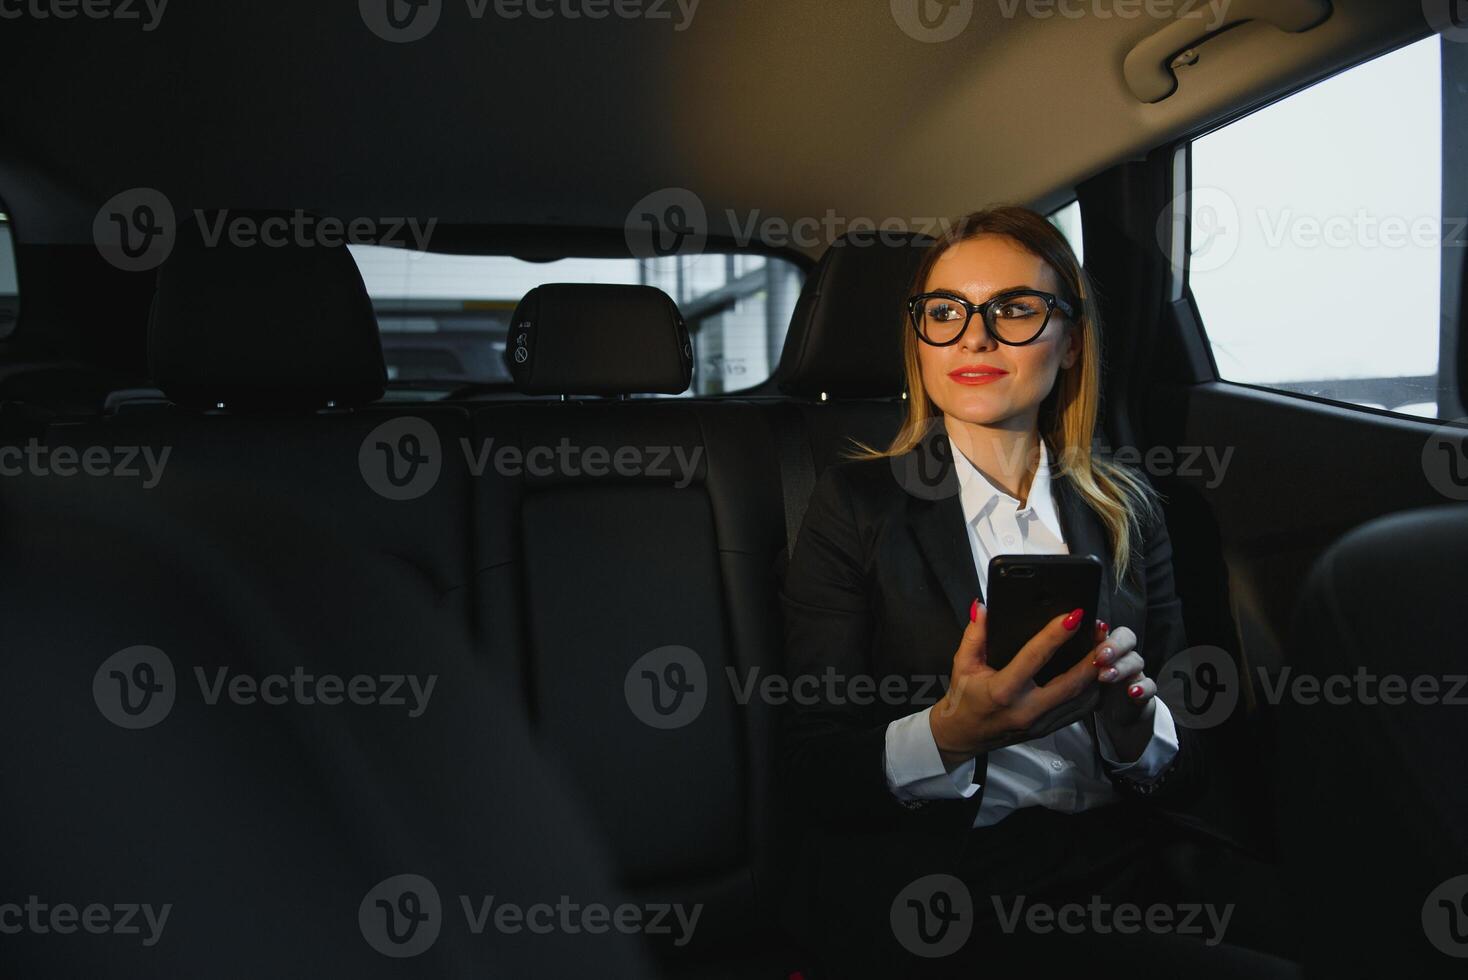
top-left (906, 288), bottom-right (1077, 347)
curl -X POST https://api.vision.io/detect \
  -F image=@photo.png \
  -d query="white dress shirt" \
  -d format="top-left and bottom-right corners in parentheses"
top-left (883, 438), bottom-right (1180, 827)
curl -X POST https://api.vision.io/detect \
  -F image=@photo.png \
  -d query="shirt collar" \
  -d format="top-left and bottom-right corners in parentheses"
top-left (949, 435), bottom-right (1064, 537)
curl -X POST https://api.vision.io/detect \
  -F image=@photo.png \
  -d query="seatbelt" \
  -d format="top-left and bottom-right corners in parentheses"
top-left (774, 406), bottom-right (817, 560)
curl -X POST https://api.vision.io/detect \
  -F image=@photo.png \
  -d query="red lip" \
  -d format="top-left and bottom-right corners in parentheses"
top-left (947, 365), bottom-right (1008, 386)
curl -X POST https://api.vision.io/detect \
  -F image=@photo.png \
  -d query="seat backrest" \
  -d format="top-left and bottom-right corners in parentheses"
top-left (475, 285), bottom-right (793, 967)
top-left (0, 220), bottom-right (654, 977)
top-left (1280, 502), bottom-right (1468, 973)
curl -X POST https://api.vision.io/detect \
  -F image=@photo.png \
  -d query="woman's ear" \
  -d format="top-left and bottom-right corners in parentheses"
top-left (1060, 321), bottom-right (1080, 370)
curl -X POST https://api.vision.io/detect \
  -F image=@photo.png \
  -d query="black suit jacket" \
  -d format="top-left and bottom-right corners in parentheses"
top-left (779, 423), bottom-right (1204, 850)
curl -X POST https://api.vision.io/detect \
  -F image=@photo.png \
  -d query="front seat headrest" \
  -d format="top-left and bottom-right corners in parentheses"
top-left (149, 210), bottom-right (387, 411)
top-left (774, 230), bottom-right (932, 398)
top-left (505, 283), bottom-right (691, 396)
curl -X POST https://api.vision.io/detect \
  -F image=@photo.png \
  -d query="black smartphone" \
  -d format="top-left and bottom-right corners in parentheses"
top-left (985, 555), bottom-right (1102, 687)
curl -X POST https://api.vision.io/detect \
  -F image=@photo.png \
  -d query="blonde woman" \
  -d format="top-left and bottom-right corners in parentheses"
top-left (780, 207), bottom-right (1282, 970)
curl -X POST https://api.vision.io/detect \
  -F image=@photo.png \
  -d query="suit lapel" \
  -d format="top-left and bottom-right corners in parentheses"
top-left (1053, 470), bottom-right (1116, 630)
top-left (903, 423), bottom-right (982, 633)
top-left (901, 424), bottom-right (1120, 635)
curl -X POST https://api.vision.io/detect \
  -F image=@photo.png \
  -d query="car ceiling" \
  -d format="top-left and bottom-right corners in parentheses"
top-left (0, 1), bottom-right (1429, 252)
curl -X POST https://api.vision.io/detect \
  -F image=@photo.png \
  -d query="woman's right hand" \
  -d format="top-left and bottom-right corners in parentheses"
top-left (928, 601), bottom-right (1100, 768)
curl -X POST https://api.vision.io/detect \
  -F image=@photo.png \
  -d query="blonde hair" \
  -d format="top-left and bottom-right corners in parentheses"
top-left (852, 205), bottom-right (1158, 586)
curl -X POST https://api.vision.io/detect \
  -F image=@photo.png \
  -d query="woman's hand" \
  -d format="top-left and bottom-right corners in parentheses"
top-left (928, 601), bottom-right (1100, 768)
top-left (1090, 620), bottom-right (1158, 761)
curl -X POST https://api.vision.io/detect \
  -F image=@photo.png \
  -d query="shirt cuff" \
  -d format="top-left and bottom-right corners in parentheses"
top-left (1095, 697), bottom-right (1180, 783)
top-left (884, 706), bottom-right (981, 801)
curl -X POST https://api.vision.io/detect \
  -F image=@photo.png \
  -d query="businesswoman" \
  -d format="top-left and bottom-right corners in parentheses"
top-left (779, 206), bottom-right (1281, 973)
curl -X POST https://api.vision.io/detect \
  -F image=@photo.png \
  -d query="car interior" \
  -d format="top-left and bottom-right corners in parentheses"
top-left (2, 1), bottom-right (1466, 976)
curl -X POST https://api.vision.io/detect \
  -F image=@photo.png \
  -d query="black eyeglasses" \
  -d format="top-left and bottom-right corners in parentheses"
top-left (907, 289), bottom-right (1076, 347)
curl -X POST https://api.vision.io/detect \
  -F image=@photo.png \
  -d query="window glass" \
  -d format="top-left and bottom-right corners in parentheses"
top-left (347, 247), bottom-right (804, 396)
top-left (1048, 199), bottom-right (1084, 266)
top-left (1189, 36), bottom-right (1459, 419)
top-left (0, 211), bottom-right (17, 340)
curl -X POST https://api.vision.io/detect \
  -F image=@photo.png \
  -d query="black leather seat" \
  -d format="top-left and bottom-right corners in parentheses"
top-left (475, 283), bottom-right (798, 976)
top-left (1279, 502), bottom-right (1468, 977)
top-left (0, 223), bottom-right (653, 978)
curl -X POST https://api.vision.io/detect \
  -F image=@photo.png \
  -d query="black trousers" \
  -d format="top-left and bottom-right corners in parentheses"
top-left (815, 803), bottom-right (1298, 978)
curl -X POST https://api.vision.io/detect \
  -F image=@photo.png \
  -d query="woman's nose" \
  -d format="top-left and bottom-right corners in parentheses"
top-left (960, 318), bottom-right (998, 353)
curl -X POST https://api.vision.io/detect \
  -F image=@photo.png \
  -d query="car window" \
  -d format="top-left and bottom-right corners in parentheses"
top-left (347, 247), bottom-right (804, 396)
top-left (1048, 199), bottom-right (1084, 266)
top-left (0, 210), bottom-right (17, 340)
top-left (1187, 36), bottom-right (1462, 420)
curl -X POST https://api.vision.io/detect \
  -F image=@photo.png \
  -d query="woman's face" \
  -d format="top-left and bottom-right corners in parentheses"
top-left (916, 234), bottom-right (1078, 431)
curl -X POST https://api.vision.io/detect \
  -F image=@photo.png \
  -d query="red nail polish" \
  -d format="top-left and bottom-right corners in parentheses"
top-left (1096, 620), bottom-right (1108, 635)
top-left (1062, 608), bottom-right (1083, 631)
top-left (970, 599), bottom-right (980, 622)
top-left (1128, 684), bottom-right (1143, 698)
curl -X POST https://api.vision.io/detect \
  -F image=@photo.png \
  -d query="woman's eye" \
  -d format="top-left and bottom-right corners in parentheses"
top-left (997, 301), bottom-right (1041, 319)
top-left (928, 303), bottom-right (963, 322)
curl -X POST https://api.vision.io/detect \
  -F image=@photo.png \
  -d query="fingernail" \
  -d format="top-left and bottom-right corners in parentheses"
top-left (1092, 645), bottom-right (1115, 667)
top-left (1062, 608), bottom-right (1084, 631)
top-left (1099, 668), bottom-right (1118, 682)
top-left (970, 598), bottom-right (980, 622)
top-left (1096, 620), bottom-right (1109, 635)
top-left (1128, 684), bottom-right (1144, 698)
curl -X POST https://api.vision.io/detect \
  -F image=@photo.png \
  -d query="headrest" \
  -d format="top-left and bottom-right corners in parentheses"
top-left (506, 284), bottom-right (691, 396)
top-left (775, 231), bottom-right (932, 398)
top-left (149, 211), bottom-right (386, 411)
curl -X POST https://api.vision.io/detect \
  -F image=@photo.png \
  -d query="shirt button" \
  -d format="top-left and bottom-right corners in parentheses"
top-left (1002, 535), bottom-right (1017, 546)
top-left (1049, 759), bottom-right (1065, 772)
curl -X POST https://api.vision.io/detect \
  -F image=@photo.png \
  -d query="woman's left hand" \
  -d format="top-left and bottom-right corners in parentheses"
top-left (1089, 621), bottom-right (1157, 751)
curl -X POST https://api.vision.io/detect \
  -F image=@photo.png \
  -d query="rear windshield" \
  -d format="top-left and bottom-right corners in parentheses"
top-left (348, 246), bottom-right (805, 396)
